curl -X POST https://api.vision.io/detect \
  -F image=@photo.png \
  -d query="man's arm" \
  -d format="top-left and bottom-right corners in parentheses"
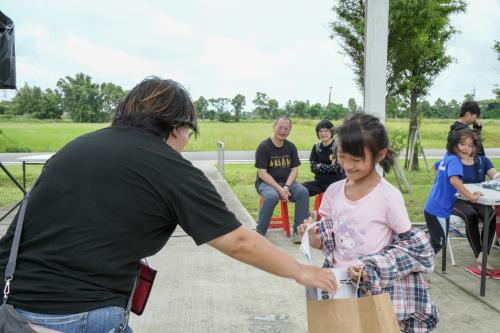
top-left (208, 226), bottom-right (337, 292)
top-left (285, 167), bottom-right (298, 187)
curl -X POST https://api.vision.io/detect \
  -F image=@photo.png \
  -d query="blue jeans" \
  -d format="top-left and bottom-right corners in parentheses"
top-left (256, 182), bottom-right (309, 234)
top-left (15, 306), bottom-right (132, 333)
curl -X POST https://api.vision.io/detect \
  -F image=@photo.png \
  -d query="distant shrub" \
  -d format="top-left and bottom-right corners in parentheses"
top-left (5, 145), bottom-right (32, 153)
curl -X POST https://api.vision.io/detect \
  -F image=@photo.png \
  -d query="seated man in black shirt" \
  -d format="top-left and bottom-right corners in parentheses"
top-left (0, 77), bottom-right (337, 332)
top-left (255, 116), bottom-right (309, 243)
top-left (448, 100), bottom-right (485, 156)
top-left (302, 119), bottom-right (345, 196)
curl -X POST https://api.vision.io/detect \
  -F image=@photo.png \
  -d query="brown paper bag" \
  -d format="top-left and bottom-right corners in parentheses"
top-left (306, 293), bottom-right (400, 333)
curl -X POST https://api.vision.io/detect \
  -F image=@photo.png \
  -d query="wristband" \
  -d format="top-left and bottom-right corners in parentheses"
top-left (283, 184), bottom-right (290, 188)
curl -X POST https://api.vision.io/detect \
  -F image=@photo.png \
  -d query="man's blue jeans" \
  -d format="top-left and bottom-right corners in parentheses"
top-left (256, 182), bottom-right (309, 235)
top-left (15, 306), bottom-right (132, 333)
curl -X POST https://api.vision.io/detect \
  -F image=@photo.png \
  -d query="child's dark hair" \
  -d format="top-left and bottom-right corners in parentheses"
top-left (315, 119), bottom-right (335, 139)
top-left (459, 100), bottom-right (480, 117)
top-left (336, 112), bottom-right (396, 173)
top-left (446, 128), bottom-right (480, 155)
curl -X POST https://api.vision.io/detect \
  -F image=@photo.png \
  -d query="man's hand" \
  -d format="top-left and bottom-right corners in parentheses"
top-left (295, 265), bottom-right (337, 293)
top-left (278, 186), bottom-right (290, 201)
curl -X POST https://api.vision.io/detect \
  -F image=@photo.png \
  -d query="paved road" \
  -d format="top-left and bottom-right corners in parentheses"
top-left (2, 148), bottom-right (500, 164)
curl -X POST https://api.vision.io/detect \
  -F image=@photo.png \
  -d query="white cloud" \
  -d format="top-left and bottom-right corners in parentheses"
top-left (199, 36), bottom-right (283, 81)
top-left (17, 22), bottom-right (51, 41)
top-left (4, 0), bottom-right (498, 106)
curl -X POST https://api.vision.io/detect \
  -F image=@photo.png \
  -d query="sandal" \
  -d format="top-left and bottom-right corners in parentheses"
top-left (464, 266), bottom-right (490, 278)
top-left (489, 269), bottom-right (500, 280)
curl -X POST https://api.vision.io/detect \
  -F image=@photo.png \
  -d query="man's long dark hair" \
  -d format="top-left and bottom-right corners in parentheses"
top-left (112, 76), bottom-right (198, 140)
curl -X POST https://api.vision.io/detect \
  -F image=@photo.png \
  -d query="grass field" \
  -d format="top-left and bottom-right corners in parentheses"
top-left (224, 158), bottom-right (500, 224)
top-left (1, 118), bottom-right (500, 152)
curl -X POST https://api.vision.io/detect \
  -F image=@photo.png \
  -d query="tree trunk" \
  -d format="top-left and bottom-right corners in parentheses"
top-left (405, 90), bottom-right (420, 171)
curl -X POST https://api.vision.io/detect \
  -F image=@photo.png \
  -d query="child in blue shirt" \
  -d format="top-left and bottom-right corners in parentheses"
top-left (452, 148), bottom-right (499, 277)
top-left (424, 129), bottom-right (482, 254)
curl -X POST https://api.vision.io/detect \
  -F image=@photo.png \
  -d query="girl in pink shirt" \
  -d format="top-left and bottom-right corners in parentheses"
top-left (299, 113), bottom-right (437, 332)
top-left (299, 112), bottom-right (411, 278)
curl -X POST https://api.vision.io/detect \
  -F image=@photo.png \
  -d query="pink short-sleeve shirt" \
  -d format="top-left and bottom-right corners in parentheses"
top-left (318, 178), bottom-right (411, 268)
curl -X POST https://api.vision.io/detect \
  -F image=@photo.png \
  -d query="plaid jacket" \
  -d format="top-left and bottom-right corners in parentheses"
top-left (319, 221), bottom-right (438, 333)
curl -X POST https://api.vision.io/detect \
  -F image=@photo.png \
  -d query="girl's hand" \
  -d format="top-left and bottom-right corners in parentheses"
top-left (470, 191), bottom-right (483, 203)
top-left (348, 265), bottom-right (364, 281)
top-left (298, 216), bottom-right (315, 239)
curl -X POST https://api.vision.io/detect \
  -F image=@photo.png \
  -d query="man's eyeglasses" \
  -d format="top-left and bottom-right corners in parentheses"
top-left (276, 126), bottom-right (290, 132)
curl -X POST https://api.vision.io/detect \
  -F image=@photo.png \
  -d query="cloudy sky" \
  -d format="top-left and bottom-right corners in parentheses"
top-left (2, 0), bottom-right (499, 108)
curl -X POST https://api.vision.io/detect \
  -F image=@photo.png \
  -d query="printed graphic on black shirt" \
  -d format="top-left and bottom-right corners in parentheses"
top-left (269, 155), bottom-right (291, 168)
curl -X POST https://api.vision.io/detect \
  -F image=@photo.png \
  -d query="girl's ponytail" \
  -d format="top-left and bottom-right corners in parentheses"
top-left (379, 147), bottom-right (396, 173)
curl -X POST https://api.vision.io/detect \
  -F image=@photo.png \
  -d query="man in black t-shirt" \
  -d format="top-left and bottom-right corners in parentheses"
top-left (0, 77), bottom-right (336, 332)
top-left (448, 100), bottom-right (485, 156)
top-left (255, 116), bottom-right (309, 243)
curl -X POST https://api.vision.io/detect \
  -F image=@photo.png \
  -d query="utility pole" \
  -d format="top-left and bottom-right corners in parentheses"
top-left (328, 86), bottom-right (333, 105)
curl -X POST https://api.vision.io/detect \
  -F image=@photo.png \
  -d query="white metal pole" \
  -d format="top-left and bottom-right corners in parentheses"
top-left (363, 0), bottom-right (389, 124)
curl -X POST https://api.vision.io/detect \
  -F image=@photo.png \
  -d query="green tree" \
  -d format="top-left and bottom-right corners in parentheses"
top-left (309, 103), bottom-right (324, 119)
top-left (209, 97), bottom-right (231, 122)
top-left (282, 100), bottom-right (294, 116)
top-left (290, 100), bottom-right (309, 118)
top-left (10, 84), bottom-right (62, 119)
top-left (193, 96), bottom-right (209, 120)
top-left (252, 92), bottom-right (270, 118)
top-left (11, 83), bottom-right (44, 116)
top-left (448, 99), bottom-right (460, 118)
top-left (39, 89), bottom-right (63, 119)
top-left (417, 100), bottom-right (432, 118)
top-left (330, 0), bottom-right (466, 170)
top-left (347, 97), bottom-right (357, 113)
top-left (324, 103), bottom-right (347, 120)
top-left (493, 41), bottom-right (500, 99)
top-left (0, 100), bottom-right (13, 115)
top-left (386, 95), bottom-right (403, 118)
top-left (231, 94), bottom-right (246, 122)
top-left (433, 98), bottom-right (448, 118)
top-left (463, 92), bottom-right (475, 102)
top-left (100, 82), bottom-right (126, 118)
top-left (268, 99), bottom-right (280, 119)
top-left (57, 73), bottom-right (103, 122)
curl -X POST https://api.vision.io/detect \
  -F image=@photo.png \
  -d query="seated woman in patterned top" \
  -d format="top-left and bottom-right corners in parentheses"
top-left (302, 119), bottom-right (346, 196)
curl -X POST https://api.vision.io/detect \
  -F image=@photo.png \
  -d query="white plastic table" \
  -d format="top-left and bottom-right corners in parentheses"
top-left (460, 183), bottom-right (500, 296)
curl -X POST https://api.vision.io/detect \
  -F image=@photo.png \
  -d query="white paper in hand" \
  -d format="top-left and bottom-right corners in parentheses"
top-left (299, 222), bottom-right (319, 264)
top-left (300, 222), bottom-right (356, 300)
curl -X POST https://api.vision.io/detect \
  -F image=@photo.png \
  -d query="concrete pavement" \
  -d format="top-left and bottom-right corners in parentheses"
top-left (1, 160), bottom-right (499, 332)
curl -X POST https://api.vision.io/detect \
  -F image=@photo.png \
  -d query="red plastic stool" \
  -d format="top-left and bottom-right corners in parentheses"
top-left (259, 196), bottom-right (290, 237)
top-left (313, 192), bottom-right (324, 221)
